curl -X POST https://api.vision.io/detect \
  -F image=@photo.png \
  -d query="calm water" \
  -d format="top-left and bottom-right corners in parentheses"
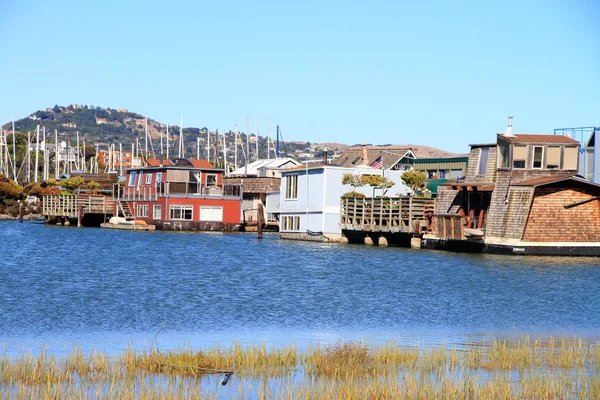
top-left (1, 220), bottom-right (600, 355)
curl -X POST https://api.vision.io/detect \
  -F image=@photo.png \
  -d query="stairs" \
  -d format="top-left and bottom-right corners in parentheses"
top-left (119, 200), bottom-right (134, 220)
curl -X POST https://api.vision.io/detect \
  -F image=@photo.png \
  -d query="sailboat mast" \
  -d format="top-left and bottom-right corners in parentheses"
top-left (246, 115), bottom-right (249, 166)
top-left (234, 124), bottom-right (238, 171)
top-left (267, 119), bottom-right (271, 160)
top-left (11, 118), bottom-right (16, 181)
top-left (207, 129), bottom-right (210, 162)
top-left (34, 125), bottom-right (39, 182)
top-left (255, 114), bottom-right (259, 161)
top-left (54, 129), bottom-right (59, 179)
top-left (179, 115), bottom-right (184, 158)
top-left (145, 117), bottom-right (148, 159)
top-left (166, 125), bottom-right (170, 160)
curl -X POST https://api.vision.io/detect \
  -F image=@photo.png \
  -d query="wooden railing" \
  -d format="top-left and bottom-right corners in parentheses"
top-left (42, 195), bottom-right (113, 217)
top-left (116, 183), bottom-right (242, 201)
top-left (340, 196), bottom-right (435, 233)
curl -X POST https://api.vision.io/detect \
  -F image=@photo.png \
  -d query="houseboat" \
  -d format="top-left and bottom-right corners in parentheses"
top-left (423, 118), bottom-right (600, 255)
top-left (114, 158), bottom-right (242, 231)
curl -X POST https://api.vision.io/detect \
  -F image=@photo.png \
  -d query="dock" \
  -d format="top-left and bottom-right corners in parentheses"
top-left (42, 194), bottom-right (113, 226)
top-left (340, 196), bottom-right (434, 245)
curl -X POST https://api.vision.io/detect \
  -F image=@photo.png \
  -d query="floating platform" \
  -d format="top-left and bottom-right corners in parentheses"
top-left (100, 223), bottom-right (156, 231)
top-left (422, 236), bottom-right (600, 256)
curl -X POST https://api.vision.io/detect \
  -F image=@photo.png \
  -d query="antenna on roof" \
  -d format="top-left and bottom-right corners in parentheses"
top-left (504, 116), bottom-right (515, 137)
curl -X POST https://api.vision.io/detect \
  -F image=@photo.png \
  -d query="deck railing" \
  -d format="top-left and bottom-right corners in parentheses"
top-left (42, 195), bottom-right (113, 217)
top-left (340, 196), bottom-right (435, 233)
top-left (115, 183), bottom-right (242, 201)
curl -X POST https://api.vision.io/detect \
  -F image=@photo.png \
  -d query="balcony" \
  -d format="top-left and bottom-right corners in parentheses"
top-left (115, 182), bottom-right (242, 201)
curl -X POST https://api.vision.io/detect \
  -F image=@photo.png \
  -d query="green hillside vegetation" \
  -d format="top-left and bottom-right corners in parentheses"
top-left (1, 105), bottom-right (312, 161)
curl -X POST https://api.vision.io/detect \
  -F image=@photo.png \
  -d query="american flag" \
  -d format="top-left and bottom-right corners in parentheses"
top-left (369, 156), bottom-right (383, 169)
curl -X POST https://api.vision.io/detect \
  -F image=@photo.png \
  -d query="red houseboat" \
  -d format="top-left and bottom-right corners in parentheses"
top-left (114, 158), bottom-right (242, 231)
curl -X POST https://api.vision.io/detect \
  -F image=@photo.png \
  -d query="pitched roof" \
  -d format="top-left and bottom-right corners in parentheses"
top-left (499, 134), bottom-right (580, 144)
top-left (512, 175), bottom-right (600, 188)
top-left (189, 159), bottom-right (215, 169)
top-left (334, 146), bottom-right (414, 169)
top-left (229, 158), bottom-right (301, 176)
top-left (145, 159), bottom-right (171, 167)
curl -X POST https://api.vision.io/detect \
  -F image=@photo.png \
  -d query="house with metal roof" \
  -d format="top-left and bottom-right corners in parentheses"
top-left (426, 117), bottom-right (600, 255)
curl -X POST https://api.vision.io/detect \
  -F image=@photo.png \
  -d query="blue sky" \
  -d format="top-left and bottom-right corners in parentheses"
top-left (0, 0), bottom-right (598, 153)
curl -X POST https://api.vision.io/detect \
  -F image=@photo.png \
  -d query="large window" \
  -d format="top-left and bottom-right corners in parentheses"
top-left (281, 216), bottom-right (300, 231)
top-left (170, 205), bottom-right (193, 220)
top-left (547, 147), bottom-right (560, 169)
top-left (513, 146), bottom-right (526, 169)
top-left (136, 204), bottom-right (149, 218)
top-left (285, 175), bottom-right (298, 199)
top-left (156, 172), bottom-right (162, 183)
top-left (153, 205), bottom-right (162, 219)
top-left (128, 172), bottom-right (137, 186)
top-left (477, 148), bottom-right (489, 175)
top-left (199, 206), bottom-right (223, 222)
top-left (497, 145), bottom-right (509, 168)
top-left (563, 147), bottom-right (579, 170)
top-left (206, 174), bottom-right (217, 187)
top-left (532, 146), bottom-right (544, 169)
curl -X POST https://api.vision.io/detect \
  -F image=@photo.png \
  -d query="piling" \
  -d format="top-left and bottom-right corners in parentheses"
top-left (257, 203), bottom-right (264, 239)
top-left (378, 236), bottom-right (388, 247)
top-left (411, 221), bottom-right (421, 248)
top-left (77, 205), bottom-right (83, 227)
top-left (364, 236), bottom-right (374, 246)
top-left (18, 201), bottom-right (23, 223)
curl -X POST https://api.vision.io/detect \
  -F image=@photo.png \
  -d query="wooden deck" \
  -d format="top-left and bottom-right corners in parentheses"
top-left (340, 196), bottom-right (434, 233)
top-left (42, 195), bottom-right (113, 218)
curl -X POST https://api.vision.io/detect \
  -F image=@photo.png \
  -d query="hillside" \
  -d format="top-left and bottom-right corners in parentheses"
top-left (1, 105), bottom-right (459, 162)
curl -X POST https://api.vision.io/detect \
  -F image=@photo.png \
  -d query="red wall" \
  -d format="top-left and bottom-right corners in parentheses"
top-left (128, 197), bottom-right (241, 224)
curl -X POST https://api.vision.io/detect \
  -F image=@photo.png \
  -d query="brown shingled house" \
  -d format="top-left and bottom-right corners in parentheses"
top-left (427, 120), bottom-right (600, 255)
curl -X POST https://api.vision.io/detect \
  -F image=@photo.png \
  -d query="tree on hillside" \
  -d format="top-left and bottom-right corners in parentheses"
top-left (0, 174), bottom-right (25, 204)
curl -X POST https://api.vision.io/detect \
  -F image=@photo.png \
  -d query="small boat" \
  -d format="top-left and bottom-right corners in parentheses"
top-left (101, 217), bottom-right (156, 231)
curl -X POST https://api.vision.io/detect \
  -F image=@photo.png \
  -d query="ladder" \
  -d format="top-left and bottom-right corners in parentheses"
top-left (119, 200), bottom-right (134, 220)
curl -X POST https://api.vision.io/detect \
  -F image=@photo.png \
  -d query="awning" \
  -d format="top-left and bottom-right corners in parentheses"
top-left (426, 178), bottom-right (450, 194)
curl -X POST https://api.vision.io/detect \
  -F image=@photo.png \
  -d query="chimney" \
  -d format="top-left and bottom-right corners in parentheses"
top-left (362, 144), bottom-right (369, 165)
top-left (322, 146), bottom-right (328, 165)
top-left (504, 116), bottom-right (515, 137)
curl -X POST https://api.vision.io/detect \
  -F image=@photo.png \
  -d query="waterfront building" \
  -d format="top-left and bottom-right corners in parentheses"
top-left (279, 149), bottom-right (412, 242)
top-left (115, 158), bottom-right (242, 231)
top-left (427, 119), bottom-right (600, 254)
top-left (335, 145), bottom-right (416, 171)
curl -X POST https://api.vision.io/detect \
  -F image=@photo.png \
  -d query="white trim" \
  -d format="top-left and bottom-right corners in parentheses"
top-left (532, 145), bottom-right (544, 169)
top-left (145, 173), bottom-right (152, 184)
top-left (169, 204), bottom-right (194, 220)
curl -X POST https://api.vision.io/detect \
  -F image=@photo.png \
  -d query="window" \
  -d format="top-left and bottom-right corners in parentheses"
top-left (137, 172), bottom-right (144, 187)
top-left (532, 146), bottom-right (543, 168)
top-left (563, 147), bottom-right (579, 170)
top-left (128, 172), bottom-right (137, 186)
top-left (439, 170), bottom-right (447, 178)
top-left (199, 206), bottom-right (223, 222)
top-left (145, 174), bottom-right (152, 184)
top-left (153, 205), bottom-right (161, 219)
top-left (156, 173), bottom-right (163, 183)
top-left (497, 145), bottom-right (509, 168)
top-left (281, 216), bottom-right (300, 231)
top-left (206, 174), bottom-right (217, 187)
top-left (285, 175), bottom-right (298, 199)
top-left (547, 147), bottom-right (560, 169)
top-left (170, 205), bottom-right (193, 220)
top-left (513, 146), bottom-right (526, 169)
top-left (477, 148), bottom-right (489, 175)
top-left (136, 204), bottom-right (149, 218)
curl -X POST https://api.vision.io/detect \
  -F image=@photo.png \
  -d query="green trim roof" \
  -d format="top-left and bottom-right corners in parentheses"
top-left (414, 157), bottom-right (469, 164)
top-left (426, 178), bottom-right (450, 194)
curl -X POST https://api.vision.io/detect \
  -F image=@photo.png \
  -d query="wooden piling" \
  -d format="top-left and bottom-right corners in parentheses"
top-left (257, 203), bottom-right (264, 239)
top-left (18, 201), bottom-right (23, 223)
top-left (77, 205), bottom-right (83, 227)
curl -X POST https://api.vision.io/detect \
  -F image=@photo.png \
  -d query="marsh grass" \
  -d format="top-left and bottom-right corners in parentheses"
top-left (1, 337), bottom-right (599, 399)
